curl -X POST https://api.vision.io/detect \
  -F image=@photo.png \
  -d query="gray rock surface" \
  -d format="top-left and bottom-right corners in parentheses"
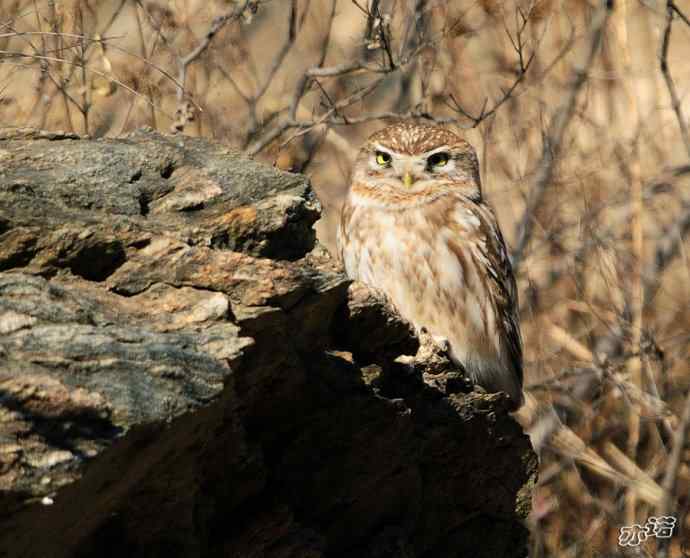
top-left (0, 128), bottom-right (536, 558)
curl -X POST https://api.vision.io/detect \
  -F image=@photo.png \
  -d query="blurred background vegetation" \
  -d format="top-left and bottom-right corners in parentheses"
top-left (2, 0), bottom-right (690, 556)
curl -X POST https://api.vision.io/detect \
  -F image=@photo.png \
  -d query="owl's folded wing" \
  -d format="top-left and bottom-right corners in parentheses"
top-left (451, 200), bottom-right (524, 389)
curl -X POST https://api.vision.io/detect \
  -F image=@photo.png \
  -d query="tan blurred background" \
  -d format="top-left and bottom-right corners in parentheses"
top-left (2, 0), bottom-right (690, 556)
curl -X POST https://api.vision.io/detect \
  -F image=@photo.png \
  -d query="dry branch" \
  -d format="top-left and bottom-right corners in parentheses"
top-left (444, 3), bottom-right (538, 127)
top-left (172, 0), bottom-right (252, 132)
top-left (245, 2), bottom-right (545, 156)
top-left (644, 203), bottom-right (690, 303)
top-left (657, 388), bottom-right (690, 557)
top-left (511, 2), bottom-right (612, 272)
top-left (660, 0), bottom-right (690, 158)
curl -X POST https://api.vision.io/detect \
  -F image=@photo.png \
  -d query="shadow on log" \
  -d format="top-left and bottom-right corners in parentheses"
top-left (0, 128), bottom-right (536, 558)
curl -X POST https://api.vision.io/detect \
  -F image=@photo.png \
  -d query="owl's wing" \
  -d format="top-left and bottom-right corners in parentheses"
top-left (453, 200), bottom-right (524, 387)
top-left (488, 214), bottom-right (524, 388)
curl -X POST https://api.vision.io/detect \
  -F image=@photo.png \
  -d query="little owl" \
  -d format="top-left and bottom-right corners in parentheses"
top-left (337, 122), bottom-right (523, 409)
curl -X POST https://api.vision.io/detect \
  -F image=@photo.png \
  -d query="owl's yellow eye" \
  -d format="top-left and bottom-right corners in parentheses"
top-left (427, 152), bottom-right (449, 168)
top-left (375, 151), bottom-right (392, 166)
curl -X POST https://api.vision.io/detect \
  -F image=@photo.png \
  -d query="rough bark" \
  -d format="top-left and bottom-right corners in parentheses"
top-left (0, 128), bottom-right (536, 558)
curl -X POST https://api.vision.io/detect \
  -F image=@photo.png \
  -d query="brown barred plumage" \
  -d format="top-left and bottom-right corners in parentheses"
top-left (337, 122), bottom-right (523, 409)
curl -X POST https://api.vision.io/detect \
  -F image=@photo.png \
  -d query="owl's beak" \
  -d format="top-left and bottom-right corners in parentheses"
top-left (403, 172), bottom-right (415, 188)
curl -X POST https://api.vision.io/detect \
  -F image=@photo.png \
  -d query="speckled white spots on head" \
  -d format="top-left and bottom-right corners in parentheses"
top-left (367, 122), bottom-right (471, 156)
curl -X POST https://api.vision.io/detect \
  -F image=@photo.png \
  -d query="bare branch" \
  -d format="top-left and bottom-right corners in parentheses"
top-left (660, 1), bottom-right (690, 159)
top-left (363, 0), bottom-right (381, 42)
top-left (246, 108), bottom-right (468, 156)
top-left (252, 0), bottom-right (299, 103)
top-left (172, 0), bottom-right (252, 132)
top-left (669, 0), bottom-right (690, 28)
top-left (511, 2), bottom-right (612, 272)
top-left (250, 26), bottom-right (453, 155)
top-left (0, 49), bottom-right (173, 118)
top-left (178, 1), bottom-right (251, 71)
top-left (644, 203), bottom-right (690, 303)
top-left (444, 46), bottom-right (534, 127)
top-left (656, 388), bottom-right (690, 557)
top-left (443, 0), bottom-right (557, 129)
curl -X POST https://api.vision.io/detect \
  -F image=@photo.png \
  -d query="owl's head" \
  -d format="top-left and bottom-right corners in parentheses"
top-left (353, 122), bottom-right (482, 201)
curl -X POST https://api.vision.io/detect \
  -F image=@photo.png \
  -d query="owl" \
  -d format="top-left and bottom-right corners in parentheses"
top-left (337, 122), bottom-right (523, 409)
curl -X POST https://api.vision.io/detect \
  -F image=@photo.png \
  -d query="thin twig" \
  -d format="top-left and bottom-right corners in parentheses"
top-left (644, 203), bottom-right (690, 303)
top-left (669, 0), bottom-right (690, 28)
top-left (445, 1), bottom-right (550, 128)
top-left (660, 1), bottom-right (690, 158)
top-left (246, 109), bottom-right (464, 156)
top-left (656, 388), bottom-right (690, 558)
top-left (606, 0), bottom-right (646, 526)
top-left (511, 2), bottom-right (613, 272)
top-left (250, 27), bottom-right (453, 155)
top-left (242, 0), bottom-right (305, 143)
top-left (172, 0), bottom-right (251, 132)
top-left (252, 0), bottom-right (299, 103)
top-left (0, 50), bottom-right (174, 118)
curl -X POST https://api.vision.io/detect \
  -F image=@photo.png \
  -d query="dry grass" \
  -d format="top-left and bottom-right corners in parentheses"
top-left (2, 0), bottom-right (690, 556)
